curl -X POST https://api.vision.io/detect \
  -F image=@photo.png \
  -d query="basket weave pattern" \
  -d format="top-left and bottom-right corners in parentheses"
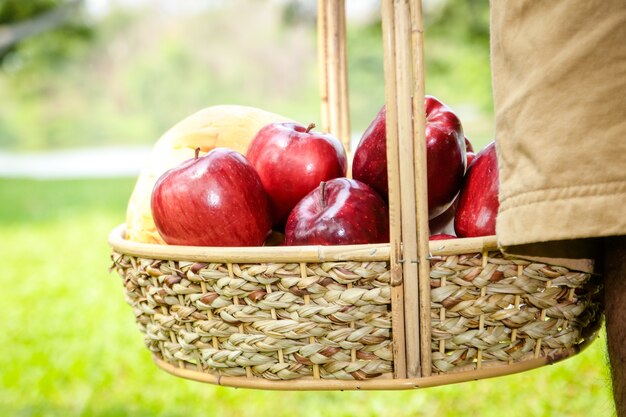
top-left (429, 252), bottom-right (602, 373)
top-left (112, 254), bottom-right (393, 380)
top-left (111, 250), bottom-right (602, 380)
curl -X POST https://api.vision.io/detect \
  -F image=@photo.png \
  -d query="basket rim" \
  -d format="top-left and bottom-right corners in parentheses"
top-left (108, 224), bottom-right (499, 263)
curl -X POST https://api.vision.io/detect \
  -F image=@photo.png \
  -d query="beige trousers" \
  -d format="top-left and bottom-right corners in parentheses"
top-left (491, 0), bottom-right (626, 251)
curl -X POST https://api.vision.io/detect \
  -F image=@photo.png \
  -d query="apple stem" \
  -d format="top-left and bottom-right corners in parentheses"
top-left (305, 123), bottom-right (316, 133)
top-left (320, 181), bottom-right (327, 209)
top-left (195, 147), bottom-right (200, 159)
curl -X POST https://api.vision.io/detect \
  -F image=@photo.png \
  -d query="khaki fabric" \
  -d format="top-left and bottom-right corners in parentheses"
top-left (490, 0), bottom-right (626, 249)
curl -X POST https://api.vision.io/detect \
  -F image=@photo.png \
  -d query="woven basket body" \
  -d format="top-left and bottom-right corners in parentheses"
top-left (110, 228), bottom-right (602, 389)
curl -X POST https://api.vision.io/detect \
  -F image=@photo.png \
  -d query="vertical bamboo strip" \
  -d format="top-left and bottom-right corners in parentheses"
top-left (381, 0), bottom-right (407, 379)
top-left (476, 286), bottom-right (486, 369)
top-left (347, 281), bottom-right (357, 363)
top-left (147, 272), bottom-right (182, 368)
top-left (562, 287), bottom-right (575, 331)
top-left (337, 1), bottom-right (351, 151)
top-left (181, 302), bottom-right (202, 371)
top-left (438, 275), bottom-right (446, 358)
top-left (393, 0), bottom-right (421, 378)
top-left (409, 0), bottom-right (432, 377)
top-left (204, 300), bottom-right (221, 373)
top-left (534, 279), bottom-right (551, 358)
top-left (165, 261), bottom-right (186, 368)
top-left (300, 263), bottom-right (321, 379)
top-left (317, 0), bottom-right (330, 132)
top-left (325, 0), bottom-right (350, 149)
top-left (325, 0), bottom-right (340, 138)
top-left (509, 265), bottom-right (523, 365)
top-left (200, 281), bottom-right (220, 352)
top-left (264, 282), bottom-right (285, 365)
top-left (228, 263), bottom-right (253, 378)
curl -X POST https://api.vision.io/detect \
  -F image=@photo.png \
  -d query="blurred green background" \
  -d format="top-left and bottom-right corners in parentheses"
top-left (0, 1), bottom-right (614, 416)
top-left (0, 0), bottom-right (494, 152)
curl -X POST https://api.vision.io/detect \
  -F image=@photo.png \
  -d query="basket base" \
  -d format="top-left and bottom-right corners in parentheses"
top-left (152, 340), bottom-right (592, 391)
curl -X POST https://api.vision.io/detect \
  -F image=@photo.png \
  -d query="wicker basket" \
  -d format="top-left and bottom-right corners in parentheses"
top-left (109, 0), bottom-right (603, 390)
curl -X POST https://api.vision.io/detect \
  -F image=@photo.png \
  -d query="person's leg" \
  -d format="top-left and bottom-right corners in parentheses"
top-left (604, 236), bottom-right (626, 416)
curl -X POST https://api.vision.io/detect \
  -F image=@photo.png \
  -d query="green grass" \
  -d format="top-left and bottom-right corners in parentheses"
top-left (0, 178), bottom-right (615, 417)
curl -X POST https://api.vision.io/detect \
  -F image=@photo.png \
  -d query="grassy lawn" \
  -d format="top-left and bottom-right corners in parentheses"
top-left (0, 178), bottom-right (615, 417)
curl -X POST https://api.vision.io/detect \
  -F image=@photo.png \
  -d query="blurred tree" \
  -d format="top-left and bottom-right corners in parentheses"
top-left (0, 0), bottom-right (91, 71)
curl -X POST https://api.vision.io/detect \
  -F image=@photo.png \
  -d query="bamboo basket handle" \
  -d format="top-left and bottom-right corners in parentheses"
top-left (381, 0), bottom-right (408, 380)
top-left (317, 0), bottom-right (431, 379)
top-left (381, 0), bottom-right (431, 378)
top-left (409, 0), bottom-right (432, 378)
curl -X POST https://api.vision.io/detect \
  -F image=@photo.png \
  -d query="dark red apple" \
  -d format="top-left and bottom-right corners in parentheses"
top-left (284, 178), bottom-right (389, 246)
top-left (151, 148), bottom-right (271, 246)
top-left (352, 95), bottom-right (466, 219)
top-left (466, 152), bottom-right (476, 168)
top-left (429, 198), bottom-right (457, 236)
top-left (351, 106), bottom-right (388, 200)
top-left (429, 233), bottom-right (457, 240)
top-left (247, 122), bottom-right (347, 226)
top-left (465, 136), bottom-right (476, 167)
top-left (454, 141), bottom-right (499, 237)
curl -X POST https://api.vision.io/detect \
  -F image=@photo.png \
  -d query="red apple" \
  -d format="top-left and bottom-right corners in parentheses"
top-left (284, 178), bottom-right (389, 246)
top-left (352, 95), bottom-right (466, 218)
top-left (466, 152), bottom-right (476, 168)
top-left (465, 136), bottom-right (476, 167)
top-left (247, 122), bottom-right (347, 226)
top-left (454, 141), bottom-right (499, 237)
top-left (429, 198), bottom-right (457, 236)
top-left (151, 148), bottom-right (271, 246)
top-left (351, 106), bottom-right (388, 200)
top-left (429, 233), bottom-right (457, 240)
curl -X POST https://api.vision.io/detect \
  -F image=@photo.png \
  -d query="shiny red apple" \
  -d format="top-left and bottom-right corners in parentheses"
top-left (352, 95), bottom-right (466, 218)
top-left (454, 141), bottom-right (499, 237)
top-left (247, 122), bottom-right (347, 226)
top-left (151, 148), bottom-right (271, 246)
top-left (465, 136), bottom-right (476, 167)
top-left (351, 106), bottom-right (388, 200)
top-left (429, 198), bottom-right (457, 236)
top-left (429, 233), bottom-right (457, 240)
top-left (284, 178), bottom-right (389, 246)
top-left (466, 152), bottom-right (476, 168)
